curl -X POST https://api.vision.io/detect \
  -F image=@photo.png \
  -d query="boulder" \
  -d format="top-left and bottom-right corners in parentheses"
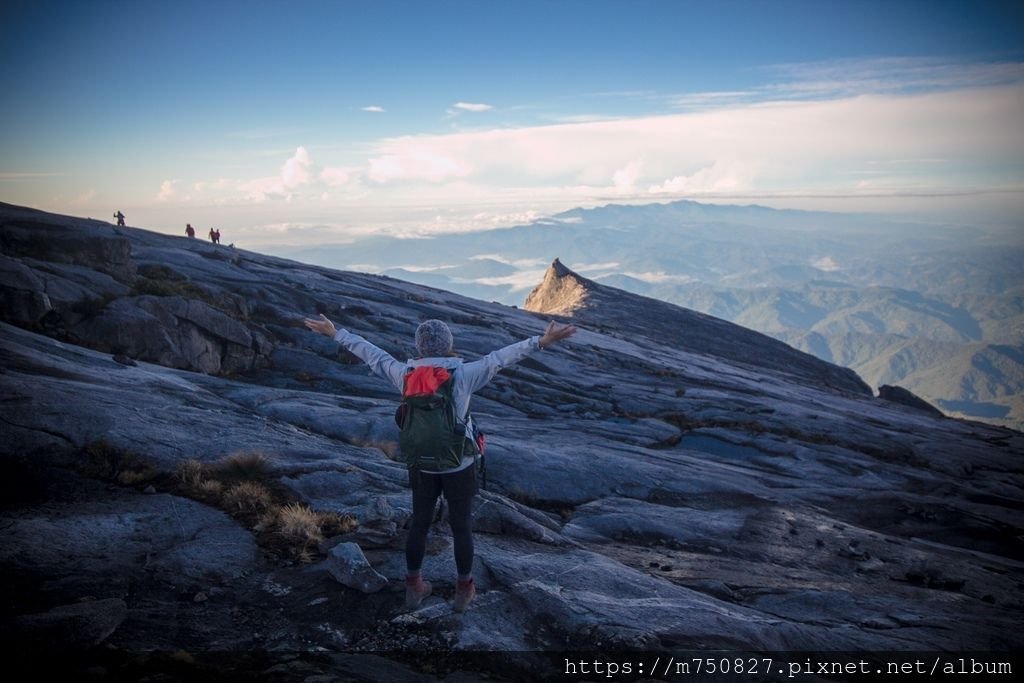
top-left (72, 295), bottom-right (258, 374)
top-left (324, 542), bottom-right (389, 593)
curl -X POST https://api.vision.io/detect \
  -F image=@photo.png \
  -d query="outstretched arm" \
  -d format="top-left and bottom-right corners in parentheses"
top-left (303, 313), bottom-right (405, 390)
top-left (462, 320), bottom-right (578, 394)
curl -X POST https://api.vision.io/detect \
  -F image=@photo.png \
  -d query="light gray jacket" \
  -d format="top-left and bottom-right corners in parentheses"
top-left (332, 328), bottom-right (542, 471)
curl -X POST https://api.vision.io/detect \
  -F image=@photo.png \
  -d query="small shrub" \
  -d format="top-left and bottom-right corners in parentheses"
top-left (293, 548), bottom-right (315, 564)
top-left (254, 509), bottom-right (280, 533)
top-left (211, 451), bottom-right (270, 479)
top-left (276, 503), bottom-right (324, 544)
top-left (132, 276), bottom-right (208, 300)
top-left (116, 470), bottom-right (154, 486)
top-left (175, 459), bottom-right (207, 488)
top-left (137, 264), bottom-right (186, 281)
top-left (198, 479), bottom-right (224, 496)
top-left (319, 510), bottom-right (359, 536)
top-left (223, 481), bottom-right (273, 512)
top-left (82, 440), bottom-right (157, 485)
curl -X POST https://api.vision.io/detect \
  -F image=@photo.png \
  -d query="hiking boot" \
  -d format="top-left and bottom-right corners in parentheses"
top-left (453, 577), bottom-right (476, 613)
top-left (405, 575), bottom-right (432, 609)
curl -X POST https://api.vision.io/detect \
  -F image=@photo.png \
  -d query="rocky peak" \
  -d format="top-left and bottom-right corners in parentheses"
top-left (526, 258), bottom-right (872, 395)
top-left (522, 257), bottom-right (594, 316)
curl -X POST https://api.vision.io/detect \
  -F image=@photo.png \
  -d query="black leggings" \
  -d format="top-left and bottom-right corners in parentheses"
top-left (406, 464), bottom-right (477, 576)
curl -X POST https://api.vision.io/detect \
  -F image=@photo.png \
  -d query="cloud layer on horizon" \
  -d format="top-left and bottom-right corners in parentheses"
top-left (15, 58), bottom-right (1024, 242)
top-left (152, 81), bottom-right (1024, 215)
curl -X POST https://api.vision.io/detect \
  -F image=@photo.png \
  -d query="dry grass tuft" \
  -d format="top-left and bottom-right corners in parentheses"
top-left (198, 479), bottom-right (224, 496)
top-left (254, 509), bottom-right (279, 533)
top-left (175, 459), bottom-right (207, 488)
top-left (82, 440), bottom-right (158, 486)
top-left (319, 510), bottom-right (359, 536)
top-left (211, 451), bottom-right (271, 479)
top-left (223, 481), bottom-right (273, 512)
top-left (276, 503), bottom-right (325, 545)
top-left (116, 470), bottom-right (154, 486)
top-left (167, 450), bottom-right (357, 565)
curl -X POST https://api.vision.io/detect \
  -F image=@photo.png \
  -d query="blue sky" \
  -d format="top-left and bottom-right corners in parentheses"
top-left (1, 0), bottom-right (1022, 246)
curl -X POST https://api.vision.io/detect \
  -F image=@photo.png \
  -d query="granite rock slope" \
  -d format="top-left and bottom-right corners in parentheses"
top-left (1, 203), bottom-right (1022, 678)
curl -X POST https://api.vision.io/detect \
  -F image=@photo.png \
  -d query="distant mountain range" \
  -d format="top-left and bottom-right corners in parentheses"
top-left (276, 200), bottom-right (1024, 430)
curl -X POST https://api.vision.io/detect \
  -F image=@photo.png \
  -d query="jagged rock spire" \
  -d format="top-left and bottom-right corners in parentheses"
top-left (523, 258), bottom-right (593, 316)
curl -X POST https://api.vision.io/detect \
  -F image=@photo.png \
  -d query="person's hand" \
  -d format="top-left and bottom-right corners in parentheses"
top-left (303, 313), bottom-right (337, 337)
top-left (539, 320), bottom-right (577, 349)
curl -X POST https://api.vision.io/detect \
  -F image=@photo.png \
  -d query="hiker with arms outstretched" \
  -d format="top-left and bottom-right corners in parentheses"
top-left (303, 314), bottom-right (576, 612)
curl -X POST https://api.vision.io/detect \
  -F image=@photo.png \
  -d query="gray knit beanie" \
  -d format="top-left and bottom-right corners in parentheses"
top-left (415, 319), bottom-right (453, 357)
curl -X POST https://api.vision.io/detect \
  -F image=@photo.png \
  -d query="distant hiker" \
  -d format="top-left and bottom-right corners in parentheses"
top-left (214, 228), bottom-right (221, 244)
top-left (303, 314), bottom-right (576, 612)
top-left (209, 228), bottom-right (216, 243)
top-left (186, 223), bottom-right (195, 238)
top-left (114, 210), bottom-right (125, 227)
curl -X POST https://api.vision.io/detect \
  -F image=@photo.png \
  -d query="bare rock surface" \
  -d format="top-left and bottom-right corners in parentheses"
top-left (525, 257), bottom-right (872, 395)
top-left (2, 203), bottom-right (1023, 679)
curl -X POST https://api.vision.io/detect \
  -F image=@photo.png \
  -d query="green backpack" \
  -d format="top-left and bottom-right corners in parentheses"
top-left (396, 365), bottom-right (468, 472)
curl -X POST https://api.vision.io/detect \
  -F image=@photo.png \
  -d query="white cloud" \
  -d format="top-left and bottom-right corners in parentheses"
top-left (71, 189), bottom-right (96, 204)
top-left (129, 72), bottom-right (1024, 243)
top-left (320, 166), bottom-right (355, 187)
top-left (453, 102), bottom-right (493, 112)
top-left (612, 160), bottom-right (642, 192)
top-left (670, 91), bottom-right (757, 110)
top-left (812, 256), bottom-right (840, 271)
top-left (762, 57), bottom-right (1024, 100)
top-left (572, 261), bottom-right (620, 272)
top-left (647, 161), bottom-right (752, 195)
top-left (156, 179), bottom-right (179, 201)
top-left (239, 175), bottom-right (286, 202)
top-left (368, 149), bottom-right (471, 183)
top-left (470, 254), bottom-right (549, 268)
top-left (468, 210), bottom-right (541, 229)
top-left (621, 271), bottom-right (699, 284)
top-left (362, 105), bottom-right (386, 113)
top-left (392, 264), bottom-right (457, 272)
top-left (364, 83), bottom-right (1024, 206)
top-left (281, 146), bottom-right (313, 189)
top-left (193, 178), bottom-right (232, 192)
top-left (0, 171), bottom-right (65, 181)
top-left (468, 269), bottom-right (549, 292)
